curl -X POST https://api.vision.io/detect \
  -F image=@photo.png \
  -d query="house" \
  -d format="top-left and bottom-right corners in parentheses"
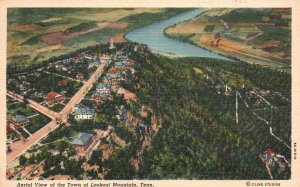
top-left (260, 148), bottom-right (290, 170)
top-left (255, 99), bottom-right (262, 105)
top-left (114, 61), bottom-right (129, 69)
top-left (100, 54), bottom-right (111, 62)
top-left (88, 61), bottom-right (100, 69)
top-left (84, 54), bottom-right (93, 60)
top-left (91, 92), bottom-right (109, 104)
top-left (73, 104), bottom-right (85, 113)
top-left (7, 115), bottom-right (29, 127)
top-left (70, 133), bottom-right (93, 154)
top-left (45, 91), bottom-right (65, 105)
top-left (18, 85), bottom-right (27, 92)
top-left (96, 83), bottom-right (111, 94)
top-left (61, 66), bottom-right (68, 71)
top-left (103, 73), bottom-right (121, 85)
top-left (76, 73), bottom-right (84, 80)
top-left (58, 79), bottom-right (71, 86)
top-left (108, 67), bottom-right (121, 74)
top-left (74, 106), bottom-right (96, 120)
top-left (116, 54), bottom-right (128, 61)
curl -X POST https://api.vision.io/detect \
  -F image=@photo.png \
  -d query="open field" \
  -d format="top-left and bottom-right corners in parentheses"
top-left (7, 8), bottom-right (191, 68)
top-left (165, 8), bottom-right (291, 69)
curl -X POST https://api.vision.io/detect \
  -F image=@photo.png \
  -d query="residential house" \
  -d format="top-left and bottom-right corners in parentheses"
top-left (84, 54), bottom-right (94, 60)
top-left (96, 83), bottom-right (111, 94)
top-left (108, 67), bottom-right (121, 74)
top-left (88, 61), bottom-right (100, 69)
top-left (103, 73), bottom-right (121, 86)
top-left (7, 115), bottom-right (29, 127)
top-left (91, 92), bottom-right (109, 104)
top-left (58, 79), bottom-right (71, 86)
top-left (72, 104), bottom-right (85, 113)
top-left (116, 54), bottom-right (128, 61)
top-left (45, 91), bottom-right (65, 105)
top-left (114, 61), bottom-right (129, 70)
top-left (76, 73), bottom-right (85, 80)
top-left (70, 133), bottom-right (93, 154)
top-left (74, 106), bottom-right (96, 120)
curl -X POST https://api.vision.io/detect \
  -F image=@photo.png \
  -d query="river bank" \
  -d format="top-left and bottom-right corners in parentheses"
top-left (125, 8), bottom-right (230, 61)
top-left (163, 8), bottom-right (291, 73)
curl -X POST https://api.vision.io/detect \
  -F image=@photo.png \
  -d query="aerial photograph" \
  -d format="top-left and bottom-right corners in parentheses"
top-left (6, 8), bottom-right (291, 180)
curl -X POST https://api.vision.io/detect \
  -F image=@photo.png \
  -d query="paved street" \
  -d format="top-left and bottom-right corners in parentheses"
top-left (6, 60), bottom-right (110, 164)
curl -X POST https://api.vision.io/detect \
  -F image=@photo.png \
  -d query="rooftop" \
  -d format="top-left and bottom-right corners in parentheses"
top-left (106, 73), bottom-right (120, 79)
top-left (75, 107), bottom-right (95, 116)
top-left (108, 67), bottom-right (120, 74)
top-left (114, 61), bottom-right (128, 67)
top-left (47, 91), bottom-right (61, 100)
top-left (11, 115), bottom-right (28, 123)
top-left (97, 83), bottom-right (111, 90)
top-left (91, 92), bottom-right (109, 100)
top-left (71, 132), bottom-right (93, 146)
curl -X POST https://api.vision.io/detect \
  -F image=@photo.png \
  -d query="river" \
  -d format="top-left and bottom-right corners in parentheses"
top-left (126, 8), bottom-right (230, 60)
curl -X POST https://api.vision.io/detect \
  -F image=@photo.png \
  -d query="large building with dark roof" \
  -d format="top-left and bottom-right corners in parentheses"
top-left (7, 114), bottom-right (29, 127)
top-left (70, 133), bottom-right (93, 154)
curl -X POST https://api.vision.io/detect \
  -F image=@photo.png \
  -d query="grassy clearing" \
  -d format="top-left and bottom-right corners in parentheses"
top-left (193, 67), bottom-right (204, 75)
top-left (26, 115), bottom-right (52, 134)
top-left (7, 103), bottom-right (37, 117)
top-left (49, 104), bottom-right (65, 113)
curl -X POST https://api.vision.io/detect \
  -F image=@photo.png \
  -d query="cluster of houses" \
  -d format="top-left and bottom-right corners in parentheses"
top-left (68, 53), bottom-right (136, 157)
top-left (7, 114), bottom-right (30, 142)
top-left (89, 54), bottom-right (135, 105)
top-left (245, 90), bottom-right (288, 105)
top-left (8, 74), bottom-right (36, 96)
top-left (260, 148), bottom-right (290, 172)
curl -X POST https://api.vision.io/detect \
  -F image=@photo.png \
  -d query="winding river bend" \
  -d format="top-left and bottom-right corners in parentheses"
top-left (126, 8), bottom-right (229, 60)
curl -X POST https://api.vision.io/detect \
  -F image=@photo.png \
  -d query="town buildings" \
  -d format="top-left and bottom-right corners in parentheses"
top-left (96, 83), bottom-right (111, 94)
top-left (74, 106), bottom-right (96, 120)
top-left (45, 91), bottom-right (66, 105)
top-left (70, 133), bottom-right (94, 154)
top-left (7, 115), bottom-right (29, 127)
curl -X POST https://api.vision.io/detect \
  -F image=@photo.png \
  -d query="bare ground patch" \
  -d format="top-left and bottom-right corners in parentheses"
top-left (41, 22), bottom-right (128, 45)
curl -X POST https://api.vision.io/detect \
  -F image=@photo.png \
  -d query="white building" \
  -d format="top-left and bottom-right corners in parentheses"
top-left (96, 83), bottom-right (111, 94)
top-left (109, 38), bottom-right (115, 49)
top-left (74, 106), bottom-right (96, 120)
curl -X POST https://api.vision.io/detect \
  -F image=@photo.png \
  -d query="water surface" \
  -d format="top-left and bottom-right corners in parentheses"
top-left (126, 8), bottom-right (229, 60)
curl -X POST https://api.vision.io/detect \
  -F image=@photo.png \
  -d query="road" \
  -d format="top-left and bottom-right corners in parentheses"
top-left (59, 60), bottom-right (110, 122)
top-left (43, 70), bottom-right (85, 83)
top-left (7, 91), bottom-right (58, 120)
top-left (6, 60), bottom-right (110, 164)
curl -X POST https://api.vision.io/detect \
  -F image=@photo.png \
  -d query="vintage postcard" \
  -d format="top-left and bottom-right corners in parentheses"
top-left (0, 0), bottom-right (299, 187)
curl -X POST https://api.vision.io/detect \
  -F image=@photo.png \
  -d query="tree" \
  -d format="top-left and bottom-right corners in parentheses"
top-left (88, 150), bottom-right (103, 166)
top-left (19, 155), bottom-right (27, 166)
